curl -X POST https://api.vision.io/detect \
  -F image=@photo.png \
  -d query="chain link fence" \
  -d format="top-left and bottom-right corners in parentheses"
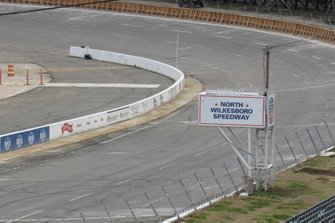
top-left (121, 0), bottom-right (335, 28)
top-left (74, 119), bottom-right (335, 223)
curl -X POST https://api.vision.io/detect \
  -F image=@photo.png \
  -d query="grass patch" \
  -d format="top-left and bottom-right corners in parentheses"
top-left (180, 155), bottom-right (335, 223)
top-left (305, 158), bottom-right (325, 167)
top-left (210, 201), bottom-right (247, 214)
top-left (273, 214), bottom-right (291, 220)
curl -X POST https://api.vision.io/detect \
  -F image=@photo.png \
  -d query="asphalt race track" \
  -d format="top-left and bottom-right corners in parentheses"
top-left (0, 3), bottom-right (335, 222)
top-left (0, 4), bottom-right (174, 134)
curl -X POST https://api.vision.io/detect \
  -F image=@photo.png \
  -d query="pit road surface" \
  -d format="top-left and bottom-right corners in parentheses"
top-left (0, 4), bottom-right (335, 222)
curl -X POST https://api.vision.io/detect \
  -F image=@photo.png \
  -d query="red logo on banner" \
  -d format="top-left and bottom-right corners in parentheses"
top-left (61, 123), bottom-right (73, 135)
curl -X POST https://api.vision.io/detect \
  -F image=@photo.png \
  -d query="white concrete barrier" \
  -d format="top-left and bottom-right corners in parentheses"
top-left (48, 46), bottom-right (185, 140)
top-left (0, 47), bottom-right (185, 152)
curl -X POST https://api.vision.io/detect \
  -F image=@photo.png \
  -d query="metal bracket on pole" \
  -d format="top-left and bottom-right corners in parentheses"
top-left (218, 127), bottom-right (252, 171)
top-left (227, 127), bottom-right (255, 162)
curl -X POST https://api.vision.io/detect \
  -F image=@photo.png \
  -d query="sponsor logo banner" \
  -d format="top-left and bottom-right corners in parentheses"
top-left (0, 126), bottom-right (50, 153)
top-left (268, 94), bottom-right (275, 127)
top-left (61, 122), bottom-right (73, 135)
top-left (107, 106), bottom-right (130, 125)
top-left (50, 113), bottom-right (107, 140)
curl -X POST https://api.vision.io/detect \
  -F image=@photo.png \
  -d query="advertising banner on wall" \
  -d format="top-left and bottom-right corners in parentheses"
top-left (50, 113), bottom-right (107, 140)
top-left (106, 106), bottom-right (131, 125)
top-left (0, 126), bottom-right (49, 153)
top-left (198, 93), bottom-right (265, 128)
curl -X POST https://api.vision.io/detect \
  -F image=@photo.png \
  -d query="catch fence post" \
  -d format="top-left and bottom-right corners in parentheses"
top-left (237, 157), bottom-right (247, 177)
top-left (285, 136), bottom-right (298, 164)
top-left (102, 202), bottom-right (114, 223)
top-left (210, 167), bottom-right (226, 198)
top-left (223, 162), bottom-right (238, 193)
top-left (144, 192), bottom-right (159, 218)
top-left (324, 121), bottom-right (334, 147)
top-left (80, 213), bottom-right (87, 223)
top-left (306, 128), bottom-right (320, 156)
top-left (179, 178), bottom-right (196, 210)
top-left (194, 173), bottom-right (211, 205)
top-left (314, 126), bottom-right (326, 148)
top-left (125, 198), bottom-right (138, 223)
top-left (295, 131), bottom-right (309, 159)
top-left (275, 144), bottom-right (287, 170)
top-left (161, 185), bottom-right (180, 220)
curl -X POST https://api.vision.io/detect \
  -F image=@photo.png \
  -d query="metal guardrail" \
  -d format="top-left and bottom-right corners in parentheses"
top-left (1, 0), bottom-right (335, 44)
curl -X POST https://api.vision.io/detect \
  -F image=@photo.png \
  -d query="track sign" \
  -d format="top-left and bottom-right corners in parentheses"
top-left (268, 94), bottom-right (275, 127)
top-left (198, 93), bottom-right (265, 128)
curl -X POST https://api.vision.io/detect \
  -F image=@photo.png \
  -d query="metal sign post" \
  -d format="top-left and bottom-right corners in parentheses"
top-left (254, 46), bottom-right (275, 191)
top-left (197, 47), bottom-right (276, 192)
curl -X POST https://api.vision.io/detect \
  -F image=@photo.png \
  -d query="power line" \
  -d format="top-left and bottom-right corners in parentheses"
top-left (0, 0), bottom-right (116, 16)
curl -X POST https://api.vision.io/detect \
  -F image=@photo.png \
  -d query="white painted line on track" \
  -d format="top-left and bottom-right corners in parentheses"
top-left (180, 120), bottom-right (198, 125)
top-left (142, 197), bottom-right (164, 207)
top-left (223, 167), bottom-right (240, 175)
top-left (215, 31), bottom-right (232, 34)
top-left (312, 55), bottom-right (322, 60)
top-left (331, 62), bottom-right (335, 65)
top-left (214, 35), bottom-right (232, 39)
top-left (178, 46), bottom-right (192, 50)
top-left (159, 162), bottom-right (177, 170)
top-left (104, 152), bottom-right (127, 155)
top-left (197, 46), bottom-right (215, 51)
top-left (9, 210), bottom-right (43, 222)
top-left (82, 145), bottom-right (95, 151)
top-left (43, 83), bottom-right (159, 89)
top-left (69, 193), bottom-right (92, 202)
top-left (172, 29), bottom-right (192, 34)
top-left (116, 179), bottom-right (133, 185)
top-left (276, 81), bottom-right (335, 92)
top-left (287, 49), bottom-right (299, 53)
top-left (282, 155), bottom-right (297, 160)
top-left (254, 42), bottom-right (268, 46)
top-left (193, 150), bottom-right (208, 157)
top-left (248, 82), bottom-right (253, 88)
top-left (66, 16), bottom-right (85, 22)
top-left (99, 131), bottom-right (134, 144)
top-left (189, 184), bottom-right (200, 190)
top-left (122, 23), bottom-right (144, 28)
top-left (204, 185), bottom-right (216, 191)
top-left (232, 53), bottom-right (245, 58)
top-left (149, 197), bottom-right (164, 205)
top-left (291, 73), bottom-right (300, 78)
top-left (99, 106), bottom-right (188, 145)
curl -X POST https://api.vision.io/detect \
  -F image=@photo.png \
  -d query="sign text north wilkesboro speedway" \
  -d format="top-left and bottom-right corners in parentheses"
top-left (211, 101), bottom-right (253, 120)
top-left (198, 94), bottom-right (265, 128)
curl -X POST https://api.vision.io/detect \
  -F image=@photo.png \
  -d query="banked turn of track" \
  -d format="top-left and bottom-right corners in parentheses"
top-left (0, 0), bottom-right (335, 222)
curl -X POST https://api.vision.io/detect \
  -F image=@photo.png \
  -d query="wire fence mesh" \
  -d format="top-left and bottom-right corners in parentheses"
top-left (76, 119), bottom-right (335, 223)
